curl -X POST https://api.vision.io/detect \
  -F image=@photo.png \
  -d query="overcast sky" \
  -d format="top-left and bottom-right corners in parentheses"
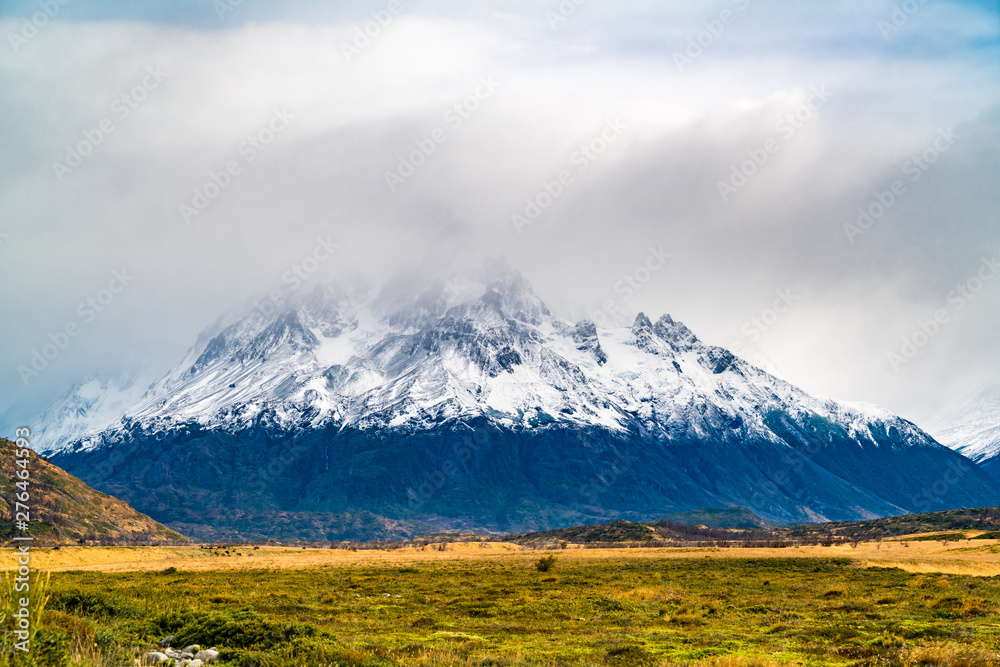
top-left (1, 0), bottom-right (998, 431)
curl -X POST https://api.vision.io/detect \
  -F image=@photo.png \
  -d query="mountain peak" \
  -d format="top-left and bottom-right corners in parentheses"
top-left (478, 270), bottom-right (550, 324)
top-left (632, 312), bottom-right (653, 332)
top-left (653, 314), bottom-right (699, 350)
top-left (570, 320), bottom-right (607, 365)
top-left (927, 383), bottom-right (1000, 470)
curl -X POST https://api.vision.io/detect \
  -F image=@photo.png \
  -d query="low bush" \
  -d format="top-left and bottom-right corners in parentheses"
top-left (535, 555), bottom-right (557, 572)
top-left (147, 607), bottom-right (321, 651)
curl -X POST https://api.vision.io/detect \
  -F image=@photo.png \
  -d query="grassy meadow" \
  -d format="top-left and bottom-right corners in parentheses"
top-left (3, 539), bottom-right (1000, 666)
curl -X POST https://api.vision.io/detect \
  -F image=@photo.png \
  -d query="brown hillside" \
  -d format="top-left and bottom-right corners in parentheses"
top-left (0, 437), bottom-right (187, 545)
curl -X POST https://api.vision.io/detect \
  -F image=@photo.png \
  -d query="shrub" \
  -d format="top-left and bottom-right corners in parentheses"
top-left (604, 644), bottom-right (656, 665)
top-left (872, 631), bottom-right (906, 648)
top-left (669, 605), bottom-right (703, 625)
top-left (50, 590), bottom-right (139, 619)
top-left (974, 531), bottom-right (1000, 539)
top-left (536, 555), bottom-right (557, 573)
top-left (148, 608), bottom-right (320, 651)
top-left (591, 594), bottom-right (624, 612)
top-left (220, 639), bottom-right (394, 667)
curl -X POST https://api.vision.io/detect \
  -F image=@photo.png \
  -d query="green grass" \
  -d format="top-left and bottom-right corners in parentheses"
top-left (901, 533), bottom-right (969, 542)
top-left (974, 531), bottom-right (1000, 540)
top-left (4, 555), bottom-right (1000, 665)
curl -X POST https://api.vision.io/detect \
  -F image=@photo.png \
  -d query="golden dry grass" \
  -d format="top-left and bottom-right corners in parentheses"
top-left (4, 533), bottom-right (1000, 576)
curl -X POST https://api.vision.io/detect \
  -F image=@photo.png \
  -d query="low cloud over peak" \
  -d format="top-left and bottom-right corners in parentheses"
top-left (0, 0), bottom-right (997, 429)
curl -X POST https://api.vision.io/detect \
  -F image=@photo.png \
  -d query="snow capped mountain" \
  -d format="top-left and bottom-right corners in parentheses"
top-left (927, 385), bottom-right (1000, 475)
top-left (28, 372), bottom-right (156, 455)
top-left (47, 267), bottom-right (1000, 541)
top-left (60, 272), bottom-right (926, 454)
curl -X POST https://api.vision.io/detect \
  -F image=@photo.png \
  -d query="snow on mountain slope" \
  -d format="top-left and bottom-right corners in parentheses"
top-left (56, 269), bottom-right (930, 459)
top-left (28, 372), bottom-right (156, 455)
top-left (927, 385), bottom-right (1000, 466)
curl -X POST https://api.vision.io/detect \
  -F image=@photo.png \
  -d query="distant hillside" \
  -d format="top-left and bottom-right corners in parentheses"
top-left (504, 508), bottom-right (781, 545)
top-left (0, 438), bottom-right (187, 545)
top-left (508, 520), bottom-right (662, 545)
top-left (660, 506), bottom-right (782, 529)
top-left (498, 507), bottom-right (1000, 547)
top-left (505, 518), bottom-right (778, 546)
top-left (778, 506), bottom-right (1000, 540)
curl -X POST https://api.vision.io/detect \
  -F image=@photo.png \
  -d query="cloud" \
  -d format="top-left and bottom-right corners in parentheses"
top-left (0, 0), bottom-right (997, 429)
